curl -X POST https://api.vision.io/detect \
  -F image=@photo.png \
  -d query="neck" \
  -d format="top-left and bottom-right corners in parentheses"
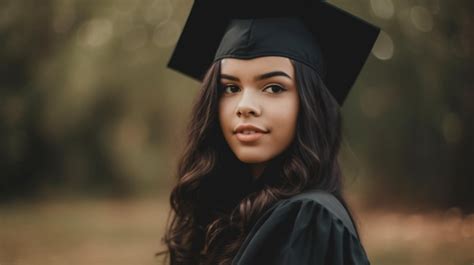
top-left (249, 162), bottom-right (267, 180)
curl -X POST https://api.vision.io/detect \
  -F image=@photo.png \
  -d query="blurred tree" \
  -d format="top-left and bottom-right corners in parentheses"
top-left (338, 0), bottom-right (474, 211)
top-left (0, 0), bottom-right (134, 199)
top-left (0, 0), bottom-right (472, 212)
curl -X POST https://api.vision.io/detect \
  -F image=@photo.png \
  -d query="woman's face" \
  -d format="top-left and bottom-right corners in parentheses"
top-left (218, 56), bottom-right (299, 176)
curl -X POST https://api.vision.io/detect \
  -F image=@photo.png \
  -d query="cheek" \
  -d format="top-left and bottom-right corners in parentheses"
top-left (271, 111), bottom-right (298, 142)
top-left (269, 99), bottom-right (298, 130)
top-left (218, 100), bottom-right (233, 131)
top-left (265, 104), bottom-right (298, 149)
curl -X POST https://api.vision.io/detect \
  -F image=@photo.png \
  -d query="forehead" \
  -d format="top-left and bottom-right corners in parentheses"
top-left (220, 56), bottom-right (294, 77)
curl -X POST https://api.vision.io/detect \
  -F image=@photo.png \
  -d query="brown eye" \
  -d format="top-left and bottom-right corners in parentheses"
top-left (264, 84), bottom-right (286, 94)
top-left (223, 85), bottom-right (240, 94)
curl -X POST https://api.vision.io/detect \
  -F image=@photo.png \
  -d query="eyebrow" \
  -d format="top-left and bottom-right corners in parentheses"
top-left (220, 71), bottom-right (292, 82)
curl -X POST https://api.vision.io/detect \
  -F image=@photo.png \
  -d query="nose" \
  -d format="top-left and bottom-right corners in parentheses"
top-left (236, 89), bottom-right (261, 117)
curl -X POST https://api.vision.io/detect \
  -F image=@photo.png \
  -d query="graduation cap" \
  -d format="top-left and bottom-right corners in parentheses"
top-left (167, 0), bottom-right (381, 105)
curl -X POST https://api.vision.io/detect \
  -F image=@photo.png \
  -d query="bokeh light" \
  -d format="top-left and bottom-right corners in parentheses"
top-left (370, 0), bottom-right (395, 20)
top-left (441, 112), bottom-right (463, 144)
top-left (371, 30), bottom-right (394, 60)
top-left (410, 6), bottom-right (434, 32)
top-left (152, 20), bottom-right (180, 48)
top-left (77, 18), bottom-right (114, 48)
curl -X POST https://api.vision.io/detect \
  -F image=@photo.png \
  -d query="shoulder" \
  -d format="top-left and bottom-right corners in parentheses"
top-left (272, 189), bottom-right (358, 238)
top-left (232, 190), bottom-right (370, 265)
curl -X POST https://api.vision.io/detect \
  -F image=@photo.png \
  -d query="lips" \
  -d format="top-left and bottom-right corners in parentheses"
top-left (233, 124), bottom-right (268, 143)
top-left (234, 124), bottom-right (268, 134)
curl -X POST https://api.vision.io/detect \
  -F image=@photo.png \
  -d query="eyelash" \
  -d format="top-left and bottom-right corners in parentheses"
top-left (221, 84), bottom-right (287, 94)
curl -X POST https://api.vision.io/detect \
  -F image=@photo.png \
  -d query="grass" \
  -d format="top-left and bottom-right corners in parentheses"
top-left (0, 196), bottom-right (472, 265)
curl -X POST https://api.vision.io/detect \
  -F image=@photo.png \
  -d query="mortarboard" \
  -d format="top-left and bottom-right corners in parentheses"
top-left (167, 0), bottom-right (381, 105)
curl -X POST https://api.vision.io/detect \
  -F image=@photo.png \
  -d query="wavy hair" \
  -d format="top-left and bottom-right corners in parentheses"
top-left (157, 58), bottom-right (361, 265)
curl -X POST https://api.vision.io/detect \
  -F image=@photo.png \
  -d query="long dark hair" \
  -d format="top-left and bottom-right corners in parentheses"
top-left (157, 58), bottom-right (362, 265)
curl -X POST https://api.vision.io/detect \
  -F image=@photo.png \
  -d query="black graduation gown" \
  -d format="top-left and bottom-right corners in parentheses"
top-left (230, 189), bottom-right (371, 265)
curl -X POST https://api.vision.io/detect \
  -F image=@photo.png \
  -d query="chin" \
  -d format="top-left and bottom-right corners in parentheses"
top-left (234, 150), bottom-right (274, 164)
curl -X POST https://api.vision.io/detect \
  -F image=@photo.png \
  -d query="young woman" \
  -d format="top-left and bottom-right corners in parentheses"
top-left (158, 1), bottom-right (380, 264)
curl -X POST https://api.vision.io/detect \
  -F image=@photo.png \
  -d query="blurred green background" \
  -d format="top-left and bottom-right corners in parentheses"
top-left (0, 0), bottom-right (473, 264)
